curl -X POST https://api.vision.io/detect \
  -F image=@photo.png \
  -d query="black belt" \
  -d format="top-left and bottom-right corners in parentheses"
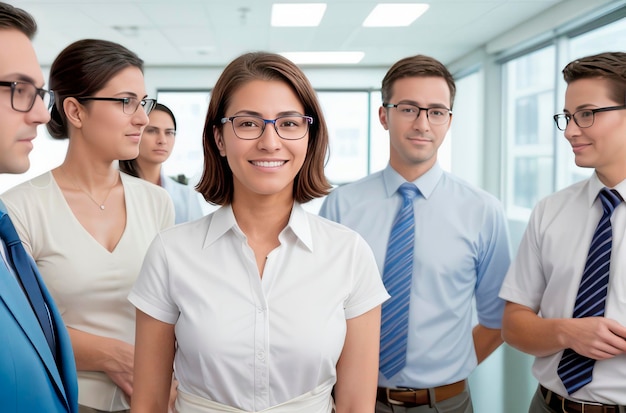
top-left (540, 385), bottom-right (624, 413)
top-left (377, 380), bottom-right (466, 407)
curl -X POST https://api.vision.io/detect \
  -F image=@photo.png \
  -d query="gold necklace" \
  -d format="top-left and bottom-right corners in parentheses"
top-left (62, 166), bottom-right (119, 211)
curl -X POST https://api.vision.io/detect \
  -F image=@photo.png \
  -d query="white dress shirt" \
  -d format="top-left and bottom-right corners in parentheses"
top-left (500, 172), bottom-right (626, 404)
top-left (129, 203), bottom-right (389, 412)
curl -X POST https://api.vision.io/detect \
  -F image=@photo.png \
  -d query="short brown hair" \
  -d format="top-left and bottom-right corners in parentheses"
top-left (0, 2), bottom-right (36, 39)
top-left (562, 52), bottom-right (626, 104)
top-left (196, 52), bottom-right (331, 205)
top-left (47, 39), bottom-right (144, 140)
top-left (381, 54), bottom-right (456, 109)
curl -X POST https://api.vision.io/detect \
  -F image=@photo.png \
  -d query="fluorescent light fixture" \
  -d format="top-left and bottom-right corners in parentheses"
top-left (362, 3), bottom-right (429, 27)
top-left (271, 3), bottom-right (327, 27)
top-left (280, 51), bottom-right (365, 64)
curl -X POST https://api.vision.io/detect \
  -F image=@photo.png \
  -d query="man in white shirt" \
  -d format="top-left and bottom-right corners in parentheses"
top-left (501, 52), bottom-right (626, 412)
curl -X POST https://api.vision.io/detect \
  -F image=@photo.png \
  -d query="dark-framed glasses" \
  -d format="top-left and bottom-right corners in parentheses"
top-left (553, 105), bottom-right (626, 131)
top-left (383, 102), bottom-right (452, 125)
top-left (0, 81), bottom-right (54, 112)
top-left (76, 96), bottom-right (157, 115)
top-left (221, 115), bottom-right (314, 140)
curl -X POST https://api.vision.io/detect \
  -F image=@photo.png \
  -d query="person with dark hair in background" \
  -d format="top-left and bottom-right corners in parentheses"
top-left (129, 51), bottom-right (389, 413)
top-left (0, 2), bottom-right (78, 412)
top-left (120, 103), bottom-right (204, 224)
top-left (501, 52), bottom-right (626, 413)
top-left (1, 38), bottom-right (174, 413)
top-left (320, 54), bottom-right (511, 413)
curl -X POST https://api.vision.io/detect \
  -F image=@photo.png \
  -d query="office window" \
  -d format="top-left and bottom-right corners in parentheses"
top-left (450, 71), bottom-right (482, 186)
top-left (369, 92), bottom-right (390, 174)
top-left (504, 46), bottom-right (556, 221)
top-left (504, 16), bottom-right (626, 226)
top-left (318, 91), bottom-right (370, 184)
top-left (156, 91), bottom-right (210, 182)
top-left (569, 18), bottom-right (626, 60)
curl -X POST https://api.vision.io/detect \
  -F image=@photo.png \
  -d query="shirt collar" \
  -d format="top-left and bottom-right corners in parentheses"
top-left (382, 162), bottom-right (443, 199)
top-left (587, 172), bottom-right (626, 208)
top-left (203, 202), bottom-right (314, 252)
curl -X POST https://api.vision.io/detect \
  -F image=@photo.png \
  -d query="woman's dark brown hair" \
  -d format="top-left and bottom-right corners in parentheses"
top-left (47, 39), bottom-right (144, 140)
top-left (196, 52), bottom-right (331, 205)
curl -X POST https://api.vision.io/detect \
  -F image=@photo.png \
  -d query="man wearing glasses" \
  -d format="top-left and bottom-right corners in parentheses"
top-left (501, 52), bottom-right (626, 412)
top-left (320, 55), bottom-right (511, 412)
top-left (0, 2), bottom-right (78, 412)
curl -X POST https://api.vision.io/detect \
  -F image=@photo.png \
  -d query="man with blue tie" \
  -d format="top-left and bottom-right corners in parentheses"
top-left (320, 55), bottom-right (511, 412)
top-left (501, 52), bottom-right (626, 412)
top-left (0, 2), bottom-right (78, 412)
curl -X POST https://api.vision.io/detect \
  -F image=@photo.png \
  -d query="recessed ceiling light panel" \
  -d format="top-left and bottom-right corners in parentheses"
top-left (271, 3), bottom-right (327, 27)
top-left (362, 3), bottom-right (429, 27)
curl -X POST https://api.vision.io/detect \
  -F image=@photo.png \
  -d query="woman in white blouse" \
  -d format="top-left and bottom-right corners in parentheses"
top-left (130, 52), bottom-right (389, 413)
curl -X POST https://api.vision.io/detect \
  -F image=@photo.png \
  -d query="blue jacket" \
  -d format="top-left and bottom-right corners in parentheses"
top-left (0, 205), bottom-right (78, 412)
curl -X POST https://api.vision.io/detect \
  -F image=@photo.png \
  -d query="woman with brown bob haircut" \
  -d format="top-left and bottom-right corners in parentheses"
top-left (197, 51), bottom-right (331, 205)
top-left (130, 51), bottom-right (389, 413)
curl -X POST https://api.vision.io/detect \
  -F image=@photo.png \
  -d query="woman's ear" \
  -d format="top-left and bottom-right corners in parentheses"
top-left (214, 126), bottom-right (226, 157)
top-left (63, 97), bottom-right (84, 129)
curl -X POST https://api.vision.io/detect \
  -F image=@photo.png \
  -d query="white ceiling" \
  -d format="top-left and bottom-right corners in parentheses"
top-left (9, 0), bottom-right (618, 68)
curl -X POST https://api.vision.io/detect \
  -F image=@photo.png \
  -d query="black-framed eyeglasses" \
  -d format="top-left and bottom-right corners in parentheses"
top-left (553, 105), bottom-right (626, 131)
top-left (383, 102), bottom-right (452, 125)
top-left (0, 81), bottom-right (54, 112)
top-left (221, 115), bottom-right (314, 140)
top-left (76, 96), bottom-right (157, 115)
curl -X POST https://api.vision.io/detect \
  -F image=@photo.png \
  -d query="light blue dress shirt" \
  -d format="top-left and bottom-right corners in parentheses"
top-left (161, 172), bottom-right (205, 224)
top-left (319, 163), bottom-right (511, 388)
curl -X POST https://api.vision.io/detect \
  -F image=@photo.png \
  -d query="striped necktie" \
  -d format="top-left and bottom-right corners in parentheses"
top-left (379, 182), bottom-right (419, 379)
top-left (557, 188), bottom-right (622, 394)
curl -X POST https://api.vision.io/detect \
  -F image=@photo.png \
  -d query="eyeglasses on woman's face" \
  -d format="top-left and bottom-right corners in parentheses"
top-left (220, 115), bottom-right (314, 140)
top-left (76, 96), bottom-right (157, 115)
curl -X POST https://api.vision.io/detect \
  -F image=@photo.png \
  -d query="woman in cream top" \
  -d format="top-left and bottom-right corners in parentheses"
top-left (1, 39), bottom-right (173, 412)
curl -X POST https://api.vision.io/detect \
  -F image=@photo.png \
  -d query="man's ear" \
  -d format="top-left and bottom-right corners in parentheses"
top-left (379, 106), bottom-right (389, 130)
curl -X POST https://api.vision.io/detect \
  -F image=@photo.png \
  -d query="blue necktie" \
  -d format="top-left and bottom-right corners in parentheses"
top-left (0, 212), bottom-right (56, 358)
top-left (557, 188), bottom-right (622, 394)
top-left (379, 182), bottom-right (419, 379)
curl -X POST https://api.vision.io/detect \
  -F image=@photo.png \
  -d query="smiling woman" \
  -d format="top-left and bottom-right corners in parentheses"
top-left (129, 51), bottom-right (390, 413)
top-left (0, 39), bottom-right (174, 413)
